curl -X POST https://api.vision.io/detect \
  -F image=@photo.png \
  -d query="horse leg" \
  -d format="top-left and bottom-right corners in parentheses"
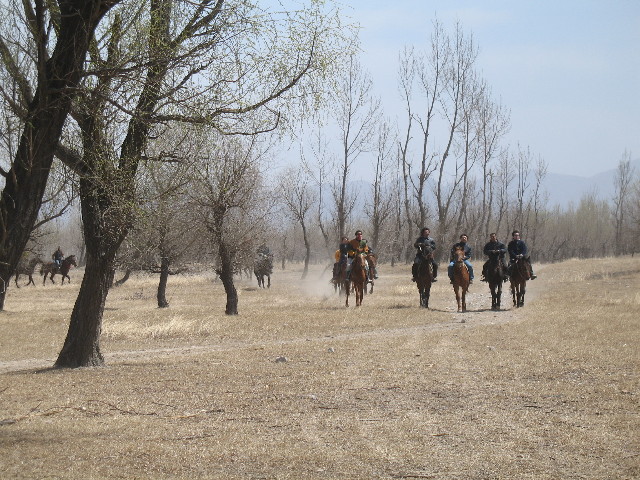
top-left (267, 274), bottom-right (271, 288)
top-left (14, 274), bottom-right (20, 289)
top-left (344, 280), bottom-right (350, 307)
top-left (520, 284), bottom-right (526, 307)
top-left (455, 286), bottom-right (461, 312)
top-left (27, 275), bottom-right (35, 286)
top-left (462, 289), bottom-right (467, 313)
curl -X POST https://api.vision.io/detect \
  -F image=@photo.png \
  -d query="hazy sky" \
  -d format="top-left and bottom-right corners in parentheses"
top-left (342, 0), bottom-right (640, 177)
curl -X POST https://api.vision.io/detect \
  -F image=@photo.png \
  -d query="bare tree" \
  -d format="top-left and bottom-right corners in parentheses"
top-left (332, 54), bottom-right (380, 239)
top-left (191, 135), bottom-right (265, 315)
top-left (612, 151), bottom-right (635, 256)
top-left (365, 119), bottom-right (395, 254)
top-left (278, 165), bottom-right (316, 279)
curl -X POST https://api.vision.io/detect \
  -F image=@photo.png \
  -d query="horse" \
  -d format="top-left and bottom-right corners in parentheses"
top-left (484, 254), bottom-right (505, 311)
top-left (452, 246), bottom-right (470, 313)
top-left (415, 243), bottom-right (434, 308)
top-left (510, 256), bottom-right (530, 307)
top-left (345, 253), bottom-right (367, 307)
top-left (364, 253), bottom-right (377, 294)
top-left (254, 253), bottom-right (273, 288)
top-left (40, 255), bottom-right (77, 285)
top-left (331, 260), bottom-right (348, 295)
top-left (14, 255), bottom-right (43, 287)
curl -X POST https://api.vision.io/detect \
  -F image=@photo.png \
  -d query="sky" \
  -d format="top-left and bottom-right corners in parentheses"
top-left (340, 0), bottom-right (640, 177)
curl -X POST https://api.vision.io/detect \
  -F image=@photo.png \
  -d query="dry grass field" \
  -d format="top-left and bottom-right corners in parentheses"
top-left (1, 256), bottom-right (638, 479)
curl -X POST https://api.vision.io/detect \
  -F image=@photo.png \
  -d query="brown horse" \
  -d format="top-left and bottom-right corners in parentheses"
top-left (41, 255), bottom-right (78, 285)
top-left (484, 255), bottom-right (505, 311)
top-left (364, 253), bottom-right (377, 294)
top-left (14, 256), bottom-right (43, 287)
top-left (415, 243), bottom-right (434, 308)
top-left (510, 256), bottom-right (530, 307)
top-left (452, 246), bottom-right (470, 312)
top-left (345, 254), bottom-right (367, 307)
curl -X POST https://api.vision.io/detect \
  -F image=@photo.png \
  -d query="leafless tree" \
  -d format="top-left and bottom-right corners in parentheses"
top-left (278, 165), bottom-right (316, 279)
top-left (191, 135), bottom-right (265, 315)
top-left (612, 151), bottom-right (635, 255)
top-left (331, 54), bottom-right (380, 239)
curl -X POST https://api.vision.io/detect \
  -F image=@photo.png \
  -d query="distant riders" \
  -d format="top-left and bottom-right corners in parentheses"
top-left (411, 227), bottom-right (438, 282)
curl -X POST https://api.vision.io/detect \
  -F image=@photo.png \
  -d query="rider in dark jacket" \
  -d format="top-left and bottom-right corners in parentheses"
top-left (412, 227), bottom-right (438, 282)
top-left (481, 233), bottom-right (509, 282)
top-left (507, 230), bottom-right (537, 279)
top-left (448, 234), bottom-right (474, 284)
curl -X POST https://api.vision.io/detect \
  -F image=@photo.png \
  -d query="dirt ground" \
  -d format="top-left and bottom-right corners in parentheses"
top-left (0, 257), bottom-right (638, 479)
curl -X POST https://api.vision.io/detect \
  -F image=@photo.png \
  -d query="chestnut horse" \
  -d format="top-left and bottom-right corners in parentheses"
top-left (452, 246), bottom-right (470, 312)
top-left (415, 243), bottom-right (434, 308)
top-left (14, 256), bottom-right (43, 287)
top-left (510, 256), bottom-right (530, 307)
top-left (41, 255), bottom-right (77, 285)
top-left (485, 255), bottom-right (505, 311)
top-left (345, 254), bottom-right (367, 307)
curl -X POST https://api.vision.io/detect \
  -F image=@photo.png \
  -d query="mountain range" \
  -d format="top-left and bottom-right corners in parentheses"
top-left (542, 160), bottom-right (640, 208)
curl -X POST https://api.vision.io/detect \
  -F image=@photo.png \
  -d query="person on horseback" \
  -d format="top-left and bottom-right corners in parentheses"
top-left (347, 230), bottom-right (378, 279)
top-left (412, 227), bottom-right (438, 282)
top-left (332, 236), bottom-right (350, 283)
top-left (52, 246), bottom-right (64, 268)
top-left (257, 243), bottom-right (271, 256)
top-left (507, 230), bottom-right (537, 279)
top-left (447, 234), bottom-right (474, 284)
top-left (481, 233), bottom-right (509, 282)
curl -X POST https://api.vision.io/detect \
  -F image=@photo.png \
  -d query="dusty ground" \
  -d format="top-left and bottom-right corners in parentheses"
top-left (0, 257), bottom-right (638, 479)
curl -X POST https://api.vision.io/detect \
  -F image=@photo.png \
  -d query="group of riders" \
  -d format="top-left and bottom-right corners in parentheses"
top-left (411, 228), bottom-right (536, 284)
top-left (331, 228), bottom-right (536, 285)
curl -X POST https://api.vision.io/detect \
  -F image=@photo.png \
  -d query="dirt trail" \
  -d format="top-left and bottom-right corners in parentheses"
top-left (0, 271), bottom-right (544, 374)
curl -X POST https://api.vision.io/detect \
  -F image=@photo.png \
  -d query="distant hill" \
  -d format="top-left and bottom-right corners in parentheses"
top-left (542, 160), bottom-right (640, 208)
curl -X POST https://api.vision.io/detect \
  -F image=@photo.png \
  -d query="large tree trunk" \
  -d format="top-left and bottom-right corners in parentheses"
top-left (55, 251), bottom-right (115, 368)
top-left (0, 1), bottom-right (118, 311)
top-left (157, 257), bottom-right (170, 308)
top-left (218, 242), bottom-right (238, 315)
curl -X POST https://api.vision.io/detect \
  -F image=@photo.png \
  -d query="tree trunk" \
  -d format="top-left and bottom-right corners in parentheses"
top-left (113, 269), bottom-right (132, 287)
top-left (157, 257), bottom-right (170, 308)
top-left (55, 251), bottom-right (115, 368)
top-left (218, 242), bottom-right (238, 315)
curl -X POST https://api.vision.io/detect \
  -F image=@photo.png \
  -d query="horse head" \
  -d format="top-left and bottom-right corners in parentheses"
top-left (66, 255), bottom-right (78, 267)
top-left (418, 243), bottom-right (433, 260)
top-left (454, 245), bottom-right (466, 262)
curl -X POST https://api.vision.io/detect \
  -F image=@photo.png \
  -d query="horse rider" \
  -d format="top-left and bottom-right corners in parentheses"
top-left (411, 227), bottom-right (438, 282)
top-left (347, 230), bottom-right (378, 279)
top-left (481, 233), bottom-right (509, 282)
top-left (447, 234), bottom-right (474, 284)
top-left (507, 230), bottom-right (537, 279)
top-left (257, 243), bottom-right (271, 256)
top-left (52, 246), bottom-right (64, 268)
top-left (332, 236), bottom-right (350, 283)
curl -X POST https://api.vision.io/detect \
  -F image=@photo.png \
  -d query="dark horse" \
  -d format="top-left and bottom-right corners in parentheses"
top-left (452, 246), bottom-right (470, 313)
top-left (485, 254), bottom-right (505, 311)
top-left (254, 253), bottom-right (273, 288)
top-left (331, 260), bottom-right (347, 295)
top-left (415, 243), bottom-right (434, 308)
top-left (15, 256), bottom-right (43, 287)
top-left (41, 255), bottom-right (77, 285)
top-left (345, 254), bottom-right (367, 307)
top-left (510, 256), bottom-right (530, 307)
